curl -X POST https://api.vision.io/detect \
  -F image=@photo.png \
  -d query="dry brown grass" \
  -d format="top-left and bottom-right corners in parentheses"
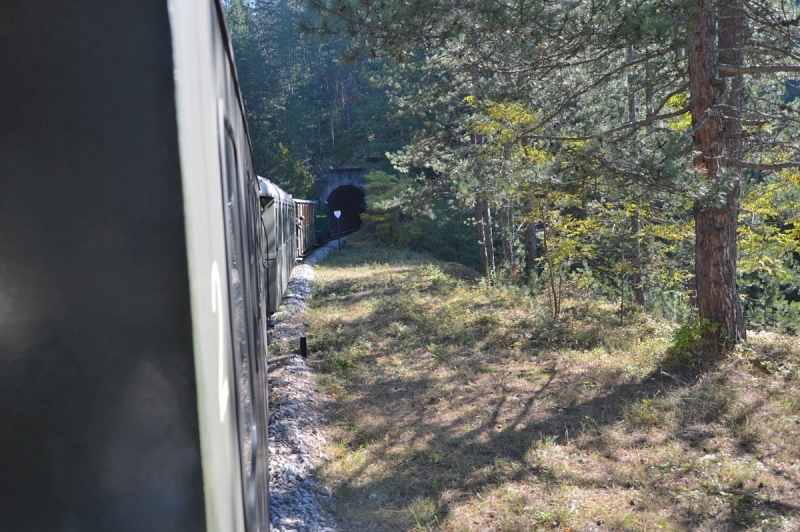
top-left (304, 238), bottom-right (800, 531)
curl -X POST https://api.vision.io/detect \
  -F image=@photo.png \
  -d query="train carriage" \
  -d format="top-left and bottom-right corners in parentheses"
top-left (259, 177), bottom-right (296, 317)
top-left (294, 199), bottom-right (317, 258)
top-left (1, 0), bottom-right (270, 530)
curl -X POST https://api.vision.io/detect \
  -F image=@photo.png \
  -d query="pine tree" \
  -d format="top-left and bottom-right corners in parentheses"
top-left (306, 0), bottom-right (800, 350)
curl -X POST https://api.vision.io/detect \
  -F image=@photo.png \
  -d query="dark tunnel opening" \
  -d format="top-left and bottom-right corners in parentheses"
top-left (327, 185), bottom-right (365, 234)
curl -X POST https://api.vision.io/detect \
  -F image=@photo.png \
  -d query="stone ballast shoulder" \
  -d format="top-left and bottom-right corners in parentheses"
top-left (269, 241), bottom-right (339, 532)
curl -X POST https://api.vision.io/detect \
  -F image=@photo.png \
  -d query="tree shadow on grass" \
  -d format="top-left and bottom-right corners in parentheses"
top-left (310, 311), bottom-right (799, 531)
top-left (308, 251), bottom-right (799, 530)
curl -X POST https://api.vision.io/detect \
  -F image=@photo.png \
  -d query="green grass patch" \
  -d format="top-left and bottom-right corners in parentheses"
top-left (301, 235), bottom-right (800, 531)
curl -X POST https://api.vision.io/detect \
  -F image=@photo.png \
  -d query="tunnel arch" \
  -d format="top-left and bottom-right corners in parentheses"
top-left (327, 184), bottom-right (365, 234)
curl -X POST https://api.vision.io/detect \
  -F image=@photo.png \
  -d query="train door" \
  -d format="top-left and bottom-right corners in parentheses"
top-left (261, 192), bottom-right (278, 315)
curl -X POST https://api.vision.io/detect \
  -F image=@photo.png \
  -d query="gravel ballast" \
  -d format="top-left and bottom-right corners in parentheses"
top-left (268, 242), bottom-right (339, 532)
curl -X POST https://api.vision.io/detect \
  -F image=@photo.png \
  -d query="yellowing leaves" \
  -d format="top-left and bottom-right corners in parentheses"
top-left (662, 93), bottom-right (691, 132)
top-left (739, 169), bottom-right (800, 281)
top-left (513, 145), bottom-right (550, 165)
top-left (485, 102), bottom-right (538, 126)
top-left (467, 98), bottom-right (551, 164)
top-left (666, 93), bottom-right (689, 108)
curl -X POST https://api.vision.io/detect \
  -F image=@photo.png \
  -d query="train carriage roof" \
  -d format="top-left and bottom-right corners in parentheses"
top-left (258, 176), bottom-right (293, 204)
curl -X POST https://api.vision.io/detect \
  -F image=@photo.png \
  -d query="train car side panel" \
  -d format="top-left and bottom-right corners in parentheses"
top-left (259, 178), bottom-right (295, 316)
top-left (171, 0), bottom-right (269, 529)
top-left (169, 2), bottom-right (249, 529)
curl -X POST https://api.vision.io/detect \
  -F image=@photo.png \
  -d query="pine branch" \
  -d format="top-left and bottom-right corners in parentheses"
top-left (535, 46), bottom-right (684, 126)
top-left (734, 160), bottom-right (800, 170)
top-left (718, 64), bottom-right (800, 75)
top-left (744, 44), bottom-right (800, 63)
top-left (521, 107), bottom-right (689, 142)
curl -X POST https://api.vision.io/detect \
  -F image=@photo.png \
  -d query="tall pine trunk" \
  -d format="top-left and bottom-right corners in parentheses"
top-left (317, 105), bottom-right (323, 155)
top-left (500, 203), bottom-right (514, 266)
top-left (524, 222), bottom-right (538, 278)
top-left (688, 0), bottom-right (746, 348)
top-left (468, 10), bottom-right (496, 281)
top-left (476, 195), bottom-right (495, 279)
top-left (631, 212), bottom-right (645, 307)
top-left (628, 46), bottom-right (645, 307)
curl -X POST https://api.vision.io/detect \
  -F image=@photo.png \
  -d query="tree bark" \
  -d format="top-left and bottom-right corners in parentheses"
top-left (688, 0), bottom-right (746, 347)
top-left (628, 46), bottom-right (645, 307)
top-left (317, 105), bottom-right (323, 155)
top-left (476, 195), bottom-right (495, 279)
top-left (524, 197), bottom-right (539, 279)
top-left (469, 13), bottom-right (496, 280)
top-left (631, 212), bottom-right (645, 306)
top-left (524, 218), bottom-right (538, 278)
top-left (500, 203), bottom-right (513, 266)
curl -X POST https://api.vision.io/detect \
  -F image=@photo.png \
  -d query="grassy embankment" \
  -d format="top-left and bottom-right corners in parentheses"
top-left (295, 235), bottom-right (800, 531)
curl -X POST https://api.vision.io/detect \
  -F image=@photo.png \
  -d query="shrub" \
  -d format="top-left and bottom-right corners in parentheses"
top-left (662, 317), bottom-right (720, 370)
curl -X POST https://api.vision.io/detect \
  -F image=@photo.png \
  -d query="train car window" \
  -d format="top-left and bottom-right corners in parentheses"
top-left (220, 118), bottom-right (258, 528)
top-left (282, 203), bottom-right (286, 246)
top-left (285, 203), bottom-right (291, 246)
top-left (275, 200), bottom-right (282, 251)
top-left (281, 202), bottom-right (287, 249)
top-left (244, 166), bottom-right (270, 526)
top-left (243, 171), bottom-right (263, 372)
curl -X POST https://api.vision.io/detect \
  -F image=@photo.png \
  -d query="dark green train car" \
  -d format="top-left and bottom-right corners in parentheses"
top-left (295, 199), bottom-right (317, 257)
top-left (259, 177), bottom-right (296, 317)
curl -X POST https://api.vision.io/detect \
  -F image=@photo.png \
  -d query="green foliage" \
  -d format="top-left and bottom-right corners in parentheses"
top-left (360, 170), bottom-right (480, 269)
top-left (361, 170), bottom-right (425, 245)
top-left (663, 318), bottom-right (721, 369)
top-left (270, 142), bottom-right (319, 198)
top-left (739, 169), bottom-right (800, 332)
top-left (224, 0), bottom-right (404, 192)
top-left (227, 0), bottom-right (800, 357)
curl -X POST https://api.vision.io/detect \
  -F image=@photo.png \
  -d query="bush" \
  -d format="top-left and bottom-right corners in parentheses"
top-left (662, 317), bottom-right (720, 370)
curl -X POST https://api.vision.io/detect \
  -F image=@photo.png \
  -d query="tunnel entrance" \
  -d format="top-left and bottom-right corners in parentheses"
top-left (327, 185), bottom-right (365, 234)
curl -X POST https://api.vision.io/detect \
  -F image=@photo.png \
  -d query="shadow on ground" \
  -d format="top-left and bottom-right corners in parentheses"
top-left (307, 248), bottom-right (800, 531)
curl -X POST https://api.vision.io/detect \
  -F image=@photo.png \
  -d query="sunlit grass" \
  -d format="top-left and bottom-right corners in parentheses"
top-left (298, 236), bottom-right (800, 531)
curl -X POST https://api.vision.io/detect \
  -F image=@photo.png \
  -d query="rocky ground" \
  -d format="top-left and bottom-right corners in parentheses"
top-left (268, 241), bottom-right (339, 532)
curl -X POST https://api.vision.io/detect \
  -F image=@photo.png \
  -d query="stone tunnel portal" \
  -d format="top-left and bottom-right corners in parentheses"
top-left (328, 185), bottom-right (365, 234)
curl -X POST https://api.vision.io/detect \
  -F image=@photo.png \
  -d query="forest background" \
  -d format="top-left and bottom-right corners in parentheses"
top-left (223, 0), bottom-right (800, 354)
